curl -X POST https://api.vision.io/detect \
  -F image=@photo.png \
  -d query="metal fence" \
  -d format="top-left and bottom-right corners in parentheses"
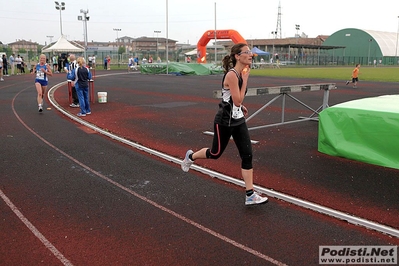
top-left (20, 51), bottom-right (399, 68)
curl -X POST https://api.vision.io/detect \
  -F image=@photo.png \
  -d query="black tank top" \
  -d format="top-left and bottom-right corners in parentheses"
top-left (214, 69), bottom-right (246, 127)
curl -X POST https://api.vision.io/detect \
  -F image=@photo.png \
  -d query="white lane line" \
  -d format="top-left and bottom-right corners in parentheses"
top-left (48, 78), bottom-right (399, 239)
top-left (0, 189), bottom-right (74, 266)
top-left (9, 85), bottom-right (288, 265)
top-left (5, 86), bottom-right (74, 265)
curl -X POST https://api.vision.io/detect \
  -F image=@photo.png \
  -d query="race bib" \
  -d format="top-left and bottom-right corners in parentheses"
top-left (36, 70), bottom-right (45, 80)
top-left (232, 105), bottom-right (244, 119)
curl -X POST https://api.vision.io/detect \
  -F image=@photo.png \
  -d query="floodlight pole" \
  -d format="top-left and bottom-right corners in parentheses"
top-left (80, 9), bottom-right (89, 61)
top-left (271, 31), bottom-right (277, 55)
top-left (113, 28), bottom-right (121, 67)
top-left (46, 35), bottom-right (54, 45)
top-left (214, 2), bottom-right (217, 65)
top-left (295, 24), bottom-right (300, 44)
top-left (55, 1), bottom-right (65, 36)
top-left (154, 30), bottom-right (161, 59)
top-left (368, 39), bottom-right (372, 65)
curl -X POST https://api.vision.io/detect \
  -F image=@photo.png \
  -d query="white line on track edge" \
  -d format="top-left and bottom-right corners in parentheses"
top-left (48, 76), bottom-right (399, 240)
top-left (0, 191), bottom-right (73, 266)
top-left (5, 80), bottom-right (287, 265)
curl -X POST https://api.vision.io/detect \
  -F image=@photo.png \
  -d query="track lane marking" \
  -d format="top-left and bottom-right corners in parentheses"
top-left (8, 84), bottom-right (287, 265)
top-left (48, 76), bottom-right (399, 239)
top-left (0, 189), bottom-right (74, 266)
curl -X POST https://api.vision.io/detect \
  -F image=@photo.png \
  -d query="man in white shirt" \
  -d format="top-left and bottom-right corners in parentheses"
top-left (52, 55), bottom-right (58, 73)
top-left (64, 54), bottom-right (79, 107)
top-left (88, 55), bottom-right (93, 69)
top-left (15, 55), bottom-right (22, 75)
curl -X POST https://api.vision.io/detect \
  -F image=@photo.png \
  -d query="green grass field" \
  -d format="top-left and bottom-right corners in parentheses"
top-left (250, 66), bottom-right (399, 83)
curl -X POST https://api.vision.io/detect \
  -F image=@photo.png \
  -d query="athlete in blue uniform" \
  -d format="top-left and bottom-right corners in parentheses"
top-left (33, 54), bottom-right (53, 112)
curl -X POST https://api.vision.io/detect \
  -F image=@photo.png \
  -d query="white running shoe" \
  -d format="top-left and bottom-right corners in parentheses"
top-left (181, 150), bottom-right (194, 172)
top-left (38, 105), bottom-right (43, 112)
top-left (245, 191), bottom-right (268, 205)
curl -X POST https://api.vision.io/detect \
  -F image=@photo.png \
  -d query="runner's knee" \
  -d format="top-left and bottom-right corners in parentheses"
top-left (241, 154), bottom-right (253, 170)
top-left (206, 148), bottom-right (222, 160)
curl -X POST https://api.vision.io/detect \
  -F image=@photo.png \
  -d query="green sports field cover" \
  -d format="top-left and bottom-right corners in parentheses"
top-left (318, 95), bottom-right (399, 170)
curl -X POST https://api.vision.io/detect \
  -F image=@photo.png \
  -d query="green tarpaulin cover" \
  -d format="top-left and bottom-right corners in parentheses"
top-left (318, 95), bottom-right (399, 170)
top-left (140, 62), bottom-right (223, 75)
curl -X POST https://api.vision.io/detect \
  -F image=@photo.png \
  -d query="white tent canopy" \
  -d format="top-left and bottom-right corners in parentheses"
top-left (42, 35), bottom-right (84, 53)
top-left (184, 49), bottom-right (209, 56)
top-left (184, 49), bottom-right (198, 56)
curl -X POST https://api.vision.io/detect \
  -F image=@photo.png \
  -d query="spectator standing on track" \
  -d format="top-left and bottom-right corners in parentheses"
top-left (134, 56), bottom-right (139, 68)
top-left (58, 54), bottom-right (62, 73)
top-left (88, 55), bottom-right (93, 69)
top-left (9, 54), bottom-right (15, 75)
top-left (128, 55), bottom-right (133, 72)
top-left (107, 56), bottom-right (111, 70)
top-left (181, 43), bottom-right (268, 206)
top-left (15, 55), bottom-right (22, 75)
top-left (103, 56), bottom-right (107, 70)
top-left (345, 64), bottom-right (360, 88)
top-left (70, 57), bottom-right (92, 117)
top-left (2, 54), bottom-right (7, 77)
top-left (0, 56), bottom-right (4, 81)
top-left (52, 54), bottom-right (58, 73)
top-left (92, 55), bottom-right (96, 69)
top-left (33, 54), bottom-right (52, 112)
top-left (21, 57), bottom-right (26, 74)
top-left (65, 54), bottom-right (80, 108)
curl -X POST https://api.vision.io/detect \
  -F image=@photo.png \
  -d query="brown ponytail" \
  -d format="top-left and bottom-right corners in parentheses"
top-left (221, 43), bottom-right (248, 74)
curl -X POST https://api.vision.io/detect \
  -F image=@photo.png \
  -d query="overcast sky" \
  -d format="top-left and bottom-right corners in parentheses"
top-left (2, 0), bottom-right (399, 46)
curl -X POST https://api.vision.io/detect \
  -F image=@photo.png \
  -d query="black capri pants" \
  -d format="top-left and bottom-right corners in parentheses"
top-left (206, 122), bottom-right (253, 170)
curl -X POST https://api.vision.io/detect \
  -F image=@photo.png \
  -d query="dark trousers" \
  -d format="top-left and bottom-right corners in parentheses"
top-left (72, 86), bottom-right (79, 104)
top-left (76, 86), bottom-right (91, 114)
